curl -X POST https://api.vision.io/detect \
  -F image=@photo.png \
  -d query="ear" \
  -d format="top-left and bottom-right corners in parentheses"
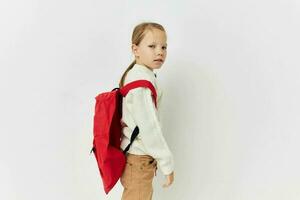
top-left (131, 44), bottom-right (139, 57)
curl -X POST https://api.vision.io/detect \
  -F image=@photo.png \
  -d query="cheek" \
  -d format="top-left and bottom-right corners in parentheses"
top-left (141, 49), bottom-right (152, 57)
top-left (145, 50), bottom-right (155, 57)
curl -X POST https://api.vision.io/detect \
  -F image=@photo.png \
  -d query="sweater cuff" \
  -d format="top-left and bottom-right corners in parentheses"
top-left (158, 156), bottom-right (174, 175)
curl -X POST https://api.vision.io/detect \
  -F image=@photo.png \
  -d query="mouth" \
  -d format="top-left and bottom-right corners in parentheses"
top-left (154, 59), bottom-right (164, 62)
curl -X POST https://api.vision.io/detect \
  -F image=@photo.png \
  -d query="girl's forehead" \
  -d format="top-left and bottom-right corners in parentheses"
top-left (143, 29), bottom-right (167, 44)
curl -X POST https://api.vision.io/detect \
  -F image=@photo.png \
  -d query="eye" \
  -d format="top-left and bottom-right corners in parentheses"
top-left (162, 46), bottom-right (167, 50)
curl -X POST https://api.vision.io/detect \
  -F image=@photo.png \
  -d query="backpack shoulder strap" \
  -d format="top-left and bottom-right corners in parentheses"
top-left (120, 80), bottom-right (157, 108)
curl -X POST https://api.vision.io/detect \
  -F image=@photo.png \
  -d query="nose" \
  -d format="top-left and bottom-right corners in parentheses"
top-left (157, 48), bottom-right (163, 56)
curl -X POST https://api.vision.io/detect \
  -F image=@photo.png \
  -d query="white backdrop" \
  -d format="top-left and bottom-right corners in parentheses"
top-left (1, 0), bottom-right (300, 200)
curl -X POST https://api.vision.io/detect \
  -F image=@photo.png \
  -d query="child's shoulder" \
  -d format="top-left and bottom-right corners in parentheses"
top-left (125, 65), bottom-right (156, 85)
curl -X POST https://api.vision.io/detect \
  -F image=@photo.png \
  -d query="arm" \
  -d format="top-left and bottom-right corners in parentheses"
top-left (125, 87), bottom-right (174, 175)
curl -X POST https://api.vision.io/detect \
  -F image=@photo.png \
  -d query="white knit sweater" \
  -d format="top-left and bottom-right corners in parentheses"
top-left (120, 63), bottom-right (174, 175)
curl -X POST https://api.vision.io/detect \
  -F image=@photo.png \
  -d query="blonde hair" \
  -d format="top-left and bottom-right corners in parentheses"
top-left (119, 22), bottom-right (166, 88)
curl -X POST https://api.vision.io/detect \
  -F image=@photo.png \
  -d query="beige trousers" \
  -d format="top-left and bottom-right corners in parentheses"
top-left (120, 153), bottom-right (158, 200)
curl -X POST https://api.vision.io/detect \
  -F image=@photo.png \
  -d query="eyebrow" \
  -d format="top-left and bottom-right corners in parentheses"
top-left (150, 42), bottom-right (168, 46)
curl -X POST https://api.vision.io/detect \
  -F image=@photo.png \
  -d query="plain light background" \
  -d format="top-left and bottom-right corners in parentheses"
top-left (1, 0), bottom-right (300, 199)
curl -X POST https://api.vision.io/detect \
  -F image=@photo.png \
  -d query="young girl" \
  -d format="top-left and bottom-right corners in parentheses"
top-left (119, 22), bottom-right (175, 200)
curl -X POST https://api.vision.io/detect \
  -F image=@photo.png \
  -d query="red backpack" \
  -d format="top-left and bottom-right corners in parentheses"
top-left (90, 80), bottom-right (157, 194)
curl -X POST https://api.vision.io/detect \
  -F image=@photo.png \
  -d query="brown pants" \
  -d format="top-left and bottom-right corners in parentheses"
top-left (120, 153), bottom-right (158, 200)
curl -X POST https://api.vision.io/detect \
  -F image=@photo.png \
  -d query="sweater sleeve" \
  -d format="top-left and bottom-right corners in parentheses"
top-left (125, 87), bottom-right (174, 175)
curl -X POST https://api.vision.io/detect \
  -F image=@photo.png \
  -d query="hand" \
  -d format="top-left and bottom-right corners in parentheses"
top-left (162, 171), bottom-right (174, 188)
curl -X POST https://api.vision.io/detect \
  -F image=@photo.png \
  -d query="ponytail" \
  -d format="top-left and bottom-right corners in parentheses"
top-left (119, 60), bottom-right (136, 88)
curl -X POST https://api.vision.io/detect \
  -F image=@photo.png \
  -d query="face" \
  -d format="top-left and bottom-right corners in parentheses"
top-left (132, 28), bottom-right (167, 71)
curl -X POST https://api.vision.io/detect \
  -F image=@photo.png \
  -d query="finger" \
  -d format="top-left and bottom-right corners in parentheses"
top-left (162, 182), bottom-right (169, 188)
top-left (162, 179), bottom-right (171, 188)
top-left (163, 183), bottom-right (170, 188)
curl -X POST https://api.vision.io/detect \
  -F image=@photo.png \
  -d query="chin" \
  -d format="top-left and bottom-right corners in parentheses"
top-left (152, 63), bottom-right (164, 69)
top-left (145, 62), bottom-right (163, 70)
top-left (151, 66), bottom-right (162, 70)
